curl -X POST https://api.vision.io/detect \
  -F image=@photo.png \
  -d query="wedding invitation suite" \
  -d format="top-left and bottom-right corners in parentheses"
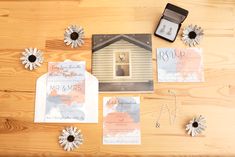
top-left (157, 48), bottom-right (204, 82)
top-left (103, 97), bottom-right (141, 144)
top-left (45, 61), bottom-right (86, 121)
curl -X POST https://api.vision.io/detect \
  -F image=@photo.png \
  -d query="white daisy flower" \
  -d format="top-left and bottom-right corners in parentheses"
top-left (186, 115), bottom-right (206, 137)
top-left (20, 48), bottom-right (44, 70)
top-left (64, 25), bottom-right (84, 48)
top-left (182, 24), bottom-right (204, 47)
top-left (59, 126), bottom-right (83, 151)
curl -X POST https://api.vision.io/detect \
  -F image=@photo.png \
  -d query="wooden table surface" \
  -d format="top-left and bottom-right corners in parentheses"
top-left (0, 0), bottom-right (235, 156)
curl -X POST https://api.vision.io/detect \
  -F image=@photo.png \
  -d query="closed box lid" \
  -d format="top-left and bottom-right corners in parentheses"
top-left (163, 3), bottom-right (189, 24)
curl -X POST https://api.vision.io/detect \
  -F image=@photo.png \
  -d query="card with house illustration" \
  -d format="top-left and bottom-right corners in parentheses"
top-left (92, 34), bottom-right (153, 92)
top-left (45, 61), bottom-right (86, 121)
top-left (157, 48), bottom-right (204, 82)
top-left (103, 97), bottom-right (141, 144)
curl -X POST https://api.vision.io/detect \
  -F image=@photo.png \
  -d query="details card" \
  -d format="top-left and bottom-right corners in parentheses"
top-left (103, 97), bottom-right (141, 144)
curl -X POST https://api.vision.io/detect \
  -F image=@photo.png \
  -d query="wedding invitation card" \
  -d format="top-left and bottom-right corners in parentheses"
top-left (157, 48), bottom-right (204, 82)
top-left (103, 97), bottom-right (141, 144)
top-left (45, 61), bottom-right (86, 121)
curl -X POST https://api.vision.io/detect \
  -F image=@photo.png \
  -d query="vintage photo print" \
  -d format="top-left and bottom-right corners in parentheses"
top-left (92, 34), bottom-right (153, 92)
top-left (114, 50), bottom-right (131, 77)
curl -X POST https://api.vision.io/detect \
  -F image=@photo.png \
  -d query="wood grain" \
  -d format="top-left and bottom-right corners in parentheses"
top-left (0, 0), bottom-right (235, 156)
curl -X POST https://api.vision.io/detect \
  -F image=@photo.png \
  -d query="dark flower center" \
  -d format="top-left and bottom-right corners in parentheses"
top-left (192, 121), bottom-right (199, 128)
top-left (188, 31), bottom-right (197, 39)
top-left (28, 55), bottom-right (37, 63)
top-left (67, 135), bottom-right (75, 142)
top-left (70, 32), bottom-right (79, 40)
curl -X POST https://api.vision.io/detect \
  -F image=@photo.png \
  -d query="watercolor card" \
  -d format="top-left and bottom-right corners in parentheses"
top-left (103, 97), bottom-right (141, 144)
top-left (45, 61), bottom-right (86, 121)
top-left (157, 48), bottom-right (204, 82)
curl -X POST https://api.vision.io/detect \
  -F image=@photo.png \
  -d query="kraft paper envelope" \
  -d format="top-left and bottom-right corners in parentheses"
top-left (34, 71), bottom-right (98, 123)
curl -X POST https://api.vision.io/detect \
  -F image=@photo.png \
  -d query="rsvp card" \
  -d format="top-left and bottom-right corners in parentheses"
top-left (157, 48), bottom-right (204, 82)
top-left (103, 97), bottom-right (141, 145)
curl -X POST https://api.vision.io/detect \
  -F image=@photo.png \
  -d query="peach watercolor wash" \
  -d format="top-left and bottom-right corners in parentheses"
top-left (175, 48), bottom-right (203, 81)
top-left (103, 112), bottom-right (140, 136)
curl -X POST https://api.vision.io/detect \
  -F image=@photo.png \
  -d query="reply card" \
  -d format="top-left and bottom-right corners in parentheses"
top-left (45, 61), bottom-right (86, 121)
top-left (103, 97), bottom-right (141, 144)
top-left (157, 48), bottom-right (204, 82)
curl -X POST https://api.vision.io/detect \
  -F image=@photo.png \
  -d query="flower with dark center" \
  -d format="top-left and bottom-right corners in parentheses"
top-left (59, 126), bottom-right (83, 151)
top-left (20, 48), bottom-right (43, 70)
top-left (186, 115), bottom-right (206, 137)
top-left (64, 25), bottom-right (84, 48)
top-left (182, 25), bottom-right (204, 47)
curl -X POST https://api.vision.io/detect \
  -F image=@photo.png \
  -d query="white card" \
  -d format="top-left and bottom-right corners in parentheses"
top-left (157, 48), bottom-right (204, 82)
top-left (103, 97), bottom-right (141, 145)
top-left (34, 61), bottom-right (99, 123)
